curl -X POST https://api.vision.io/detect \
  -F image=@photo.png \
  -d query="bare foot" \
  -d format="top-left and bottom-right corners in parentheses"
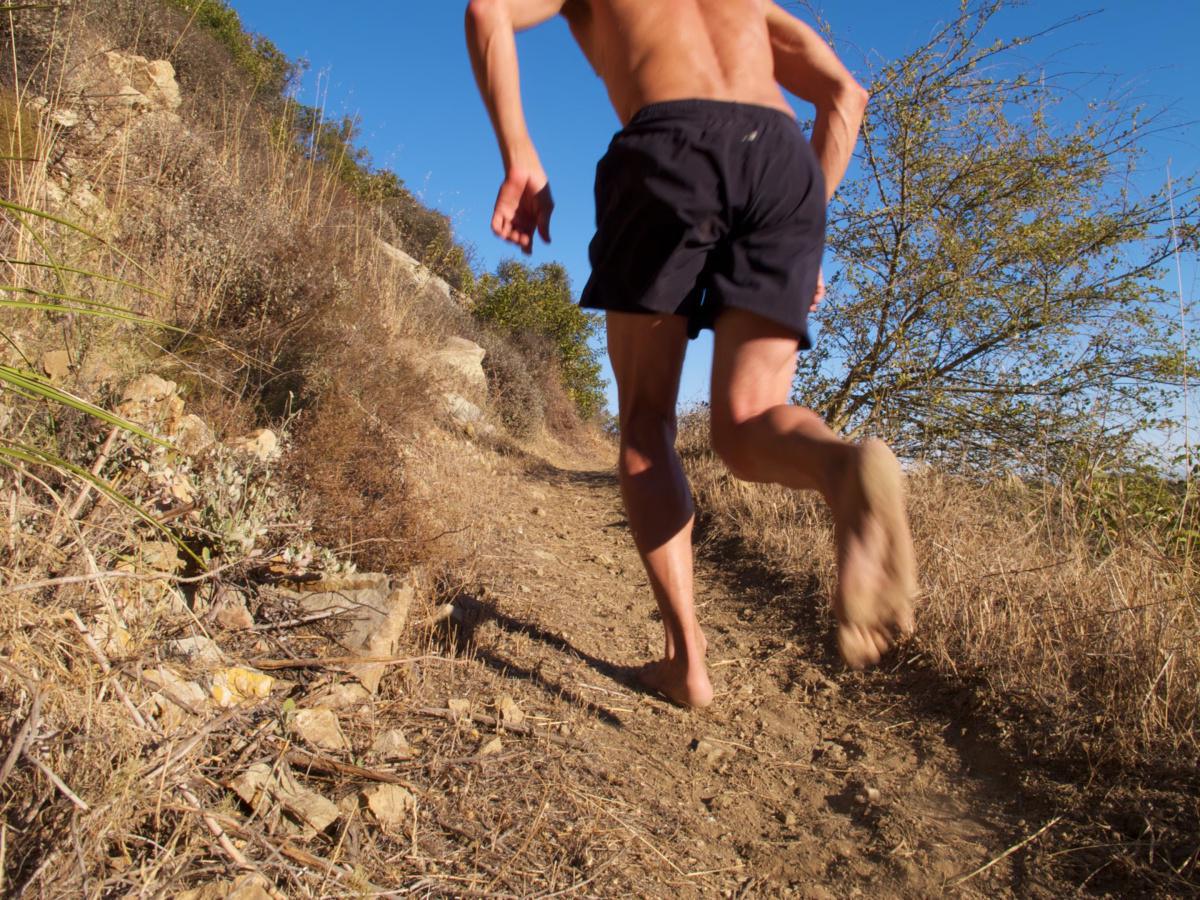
top-left (831, 438), bottom-right (917, 670)
top-left (636, 658), bottom-right (714, 708)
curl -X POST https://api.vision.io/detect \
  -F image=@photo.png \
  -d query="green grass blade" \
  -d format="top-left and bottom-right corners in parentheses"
top-left (0, 297), bottom-right (185, 332)
top-left (0, 365), bottom-right (169, 446)
top-left (0, 441), bottom-right (204, 567)
top-left (0, 199), bottom-right (160, 285)
top-left (2, 260), bottom-right (169, 301)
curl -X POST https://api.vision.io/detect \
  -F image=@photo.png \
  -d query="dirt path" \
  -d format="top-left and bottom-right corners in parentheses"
top-left (433, 443), bottom-right (1069, 898)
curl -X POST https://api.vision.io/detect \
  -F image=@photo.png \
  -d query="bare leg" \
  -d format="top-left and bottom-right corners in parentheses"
top-left (607, 312), bottom-right (713, 707)
top-left (710, 309), bottom-right (916, 669)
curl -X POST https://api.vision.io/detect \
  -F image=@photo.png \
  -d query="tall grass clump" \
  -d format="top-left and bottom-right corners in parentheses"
top-left (678, 412), bottom-right (1199, 772)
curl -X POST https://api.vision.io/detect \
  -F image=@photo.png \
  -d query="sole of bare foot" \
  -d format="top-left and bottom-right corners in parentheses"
top-left (833, 438), bottom-right (917, 670)
top-left (636, 659), bottom-right (714, 708)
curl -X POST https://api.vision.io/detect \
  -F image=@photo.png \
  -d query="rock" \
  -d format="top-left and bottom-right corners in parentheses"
top-left (307, 682), bottom-right (371, 710)
top-left (174, 414), bottom-right (214, 455)
top-left (815, 741), bottom-right (848, 766)
top-left (230, 763), bottom-right (339, 839)
top-left (370, 728), bottom-right (415, 761)
top-left (176, 874), bottom-right (275, 900)
top-left (210, 667), bottom-right (275, 707)
top-left (443, 392), bottom-right (484, 425)
top-left (497, 694), bottom-right (524, 726)
top-left (690, 736), bottom-right (736, 768)
top-left (362, 783), bottom-right (415, 829)
top-left (49, 108), bottom-right (80, 129)
top-left (533, 506), bottom-right (547, 517)
top-left (228, 428), bottom-right (279, 462)
top-left (40, 349), bottom-right (71, 382)
top-left (284, 573), bottom-right (414, 694)
top-left (142, 666), bottom-right (207, 710)
top-left (103, 52), bottom-right (181, 113)
top-left (479, 736), bottom-right (503, 756)
top-left (864, 786), bottom-right (882, 804)
top-left (117, 374), bottom-right (184, 432)
top-left (168, 635), bottom-right (225, 667)
top-left (291, 707), bottom-right (349, 751)
top-left (138, 540), bottom-right (184, 574)
top-left (447, 698), bottom-right (471, 720)
top-left (211, 588), bottom-right (254, 631)
top-left (431, 337), bottom-right (487, 390)
top-left (377, 240), bottom-right (453, 303)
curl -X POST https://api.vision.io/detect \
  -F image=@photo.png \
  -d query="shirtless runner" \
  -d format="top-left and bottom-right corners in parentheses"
top-left (465, 0), bottom-right (917, 707)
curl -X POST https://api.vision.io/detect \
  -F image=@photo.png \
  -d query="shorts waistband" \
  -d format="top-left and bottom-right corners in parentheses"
top-left (626, 98), bottom-right (797, 128)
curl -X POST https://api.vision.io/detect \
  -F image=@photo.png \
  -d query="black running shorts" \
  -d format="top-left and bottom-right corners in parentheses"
top-left (579, 99), bottom-right (826, 346)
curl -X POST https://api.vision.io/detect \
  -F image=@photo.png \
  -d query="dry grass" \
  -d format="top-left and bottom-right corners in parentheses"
top-left (0, 1), bottom-right (598, 894)
top-left (678, 414), bottom-right (1199, 771)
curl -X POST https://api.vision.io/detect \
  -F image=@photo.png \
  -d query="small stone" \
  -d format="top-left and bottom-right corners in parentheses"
top-left (40, 349), bottom-right (71, 382)
top-left (291, 708), bottom-right (348, 751)
top-left (211, 667), bottom-right (275, 707)
top-left (212, 589), bottom-right (254, 631)
top-left (479, 736), bottom-right (503, 756)
top-left (865, 787), bottom-right (882, 804)
top-left (497, 693), bottom-right (524, 726)
top-left (308, 682), bottom-right (371, 710)
top-left (447, 698), bottom-right (471, 720)
top-left (228, 428), bottom-right (279, 462)
top-left (363, 783), bottom-right (415, 828)
top-left (690, 737), bottom-right (735, 768)
top-left (533, 506), bottom-right (547, 517)
top-left (173, 414), bottom-right (214, 455)
top-left (168, 635), bottom-right (225, 667)
top-left (370, 728), bottom-right (415, 761)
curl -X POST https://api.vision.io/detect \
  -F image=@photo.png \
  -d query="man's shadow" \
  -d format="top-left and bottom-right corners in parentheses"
top-left (436, 593), bottom-right (666, 727)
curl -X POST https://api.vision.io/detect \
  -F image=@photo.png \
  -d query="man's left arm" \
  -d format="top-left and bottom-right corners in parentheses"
top-left (465, 0), bottom-right (565, 253)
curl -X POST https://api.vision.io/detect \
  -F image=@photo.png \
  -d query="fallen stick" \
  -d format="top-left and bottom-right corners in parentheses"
top-left (282, 746), bottom-right (419, 790)
top-left (948, 816), bottom-right (1063, 887)
top-left (0, 690), bottom-right (42, 787)
top-left (27, 752), bottom-right (89, 811)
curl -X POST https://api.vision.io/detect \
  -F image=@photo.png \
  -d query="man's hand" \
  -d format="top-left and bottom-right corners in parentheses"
top-left (493, 165), bottom-right (553, 255)
top-left (810, 268), bottom-right (825, 312)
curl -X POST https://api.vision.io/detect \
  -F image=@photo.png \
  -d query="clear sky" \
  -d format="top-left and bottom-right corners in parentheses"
top-left (227, 1), bottom-right (1198, 417)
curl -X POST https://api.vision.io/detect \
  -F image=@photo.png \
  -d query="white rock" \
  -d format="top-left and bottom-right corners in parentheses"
top-left (230, 763), bottom-right (339, 838)
top-left (228, 428), bottom-right (279, 462)
top-left (306, 682), bottom-right (371, 710)
top-left (291, 708), bottom-right (349, 751)
top-left (284, 573), bottom-right (414, 694)
top-left (174, 414), bottom-right (214, 455)
top-left (370, 728), bottom-right (415, 761)
top-left (362, 783), bottom-right (415, 828)
top-left (497, 694), bottom-right (525, 726)
top-left (443, 392), bottom-right (484, 425)
top-left (432, 337), bottom-right (487, 390)
top-left (167, 635), bottom-right (225, 667)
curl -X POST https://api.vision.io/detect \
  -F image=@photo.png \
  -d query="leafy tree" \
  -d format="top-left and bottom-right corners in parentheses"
top-left (802, 2), bottom-right (1197, 473)
top-left (473, 261), bottom-right (605, 419)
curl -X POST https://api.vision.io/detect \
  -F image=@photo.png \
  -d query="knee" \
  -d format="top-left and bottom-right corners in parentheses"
top-left (710, 417), bottom-right (760, 482)
top-left (619, 408), bottom-right (677, 473)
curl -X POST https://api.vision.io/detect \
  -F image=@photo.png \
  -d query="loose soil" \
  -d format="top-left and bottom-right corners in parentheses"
top-left (401, 437), bottom-right (1093, 898)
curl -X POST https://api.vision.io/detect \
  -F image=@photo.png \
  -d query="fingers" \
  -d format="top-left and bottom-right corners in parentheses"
top-left (492, 175), bottom-right (551, 254)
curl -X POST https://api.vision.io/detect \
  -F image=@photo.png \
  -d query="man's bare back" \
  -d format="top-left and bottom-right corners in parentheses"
top-left (560, 0), bottom-right (790, 125)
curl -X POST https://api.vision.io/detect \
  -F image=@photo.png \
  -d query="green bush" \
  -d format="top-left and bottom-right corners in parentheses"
top-left (472, 261), bottom-right (605, 420)
top-left (162, 0), bottom-right (295, 97)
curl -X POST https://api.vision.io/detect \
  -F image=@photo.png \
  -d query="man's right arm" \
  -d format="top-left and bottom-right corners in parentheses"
top-left (465, 0), bottom-right (565, 253)
top-left (764, 4), bottom-right (869, 203)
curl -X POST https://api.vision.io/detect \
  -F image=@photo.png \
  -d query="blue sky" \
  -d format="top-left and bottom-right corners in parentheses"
top-left (228, 1), bottom-right (1198, 420)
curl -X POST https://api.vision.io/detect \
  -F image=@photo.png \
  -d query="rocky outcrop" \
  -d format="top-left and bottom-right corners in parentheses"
top-left (378, 239), bottom-right (454, 304)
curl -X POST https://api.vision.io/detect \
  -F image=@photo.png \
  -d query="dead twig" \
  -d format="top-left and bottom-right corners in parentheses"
top-left (27, 751), bottom-right (89, 810)
top-left (0, 689), bottom-right (42, 787)
top-left (281, 745), bottom-right (419, 790)
top-left (947, 816), bottom-right (1063, 887)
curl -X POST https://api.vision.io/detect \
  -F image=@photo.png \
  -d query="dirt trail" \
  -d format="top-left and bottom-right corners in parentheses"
top-left (442, 442), bottom-right (1068, 898)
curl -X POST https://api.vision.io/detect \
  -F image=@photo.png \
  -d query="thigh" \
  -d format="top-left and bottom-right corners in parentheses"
top-left (607, 311), bottom-right (690, 426)
top-left (710, 308), bottom-right (801, 430)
